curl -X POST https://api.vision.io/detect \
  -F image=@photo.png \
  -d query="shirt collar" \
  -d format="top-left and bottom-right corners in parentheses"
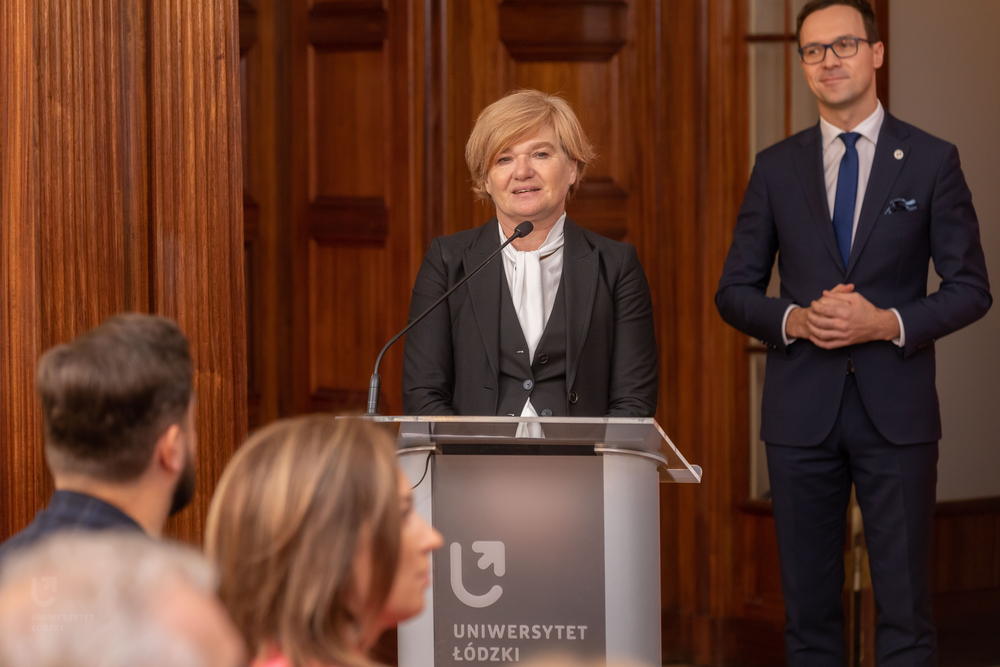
top-left (820, 100), bottom-right (884, 151)
top-left (48, 489), bottom-right (145, 532)
top-left (497, 212), bottom-right (567, 253)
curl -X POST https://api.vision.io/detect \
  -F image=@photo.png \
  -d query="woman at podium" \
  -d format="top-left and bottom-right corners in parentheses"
top-left (402, 89), bottom-right (657, 418)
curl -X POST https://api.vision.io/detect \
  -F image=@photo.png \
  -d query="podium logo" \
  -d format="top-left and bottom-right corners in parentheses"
top-left (31, 577), bottom-right (57, 607)
top-left (450, 541), bottom-right (504, 608)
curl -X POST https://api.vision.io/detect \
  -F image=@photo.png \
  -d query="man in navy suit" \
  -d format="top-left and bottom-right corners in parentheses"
top-left (716, 1), bottom-right (991, 664)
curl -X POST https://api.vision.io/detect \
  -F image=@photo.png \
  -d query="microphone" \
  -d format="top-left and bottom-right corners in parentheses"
top-left (365, 221), bottom-right (534, 415)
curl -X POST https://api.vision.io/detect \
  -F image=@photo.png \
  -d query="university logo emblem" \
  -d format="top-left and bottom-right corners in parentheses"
top-left (450, 541), bottom-right (504, 608)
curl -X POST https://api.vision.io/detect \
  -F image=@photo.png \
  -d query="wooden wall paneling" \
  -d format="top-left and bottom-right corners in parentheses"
top-left (0, 0), bottom-right (44, 543)
top-left (241, 0), bottom-right (263, 428)
top-left (498, 1), bottom-right (627, 62)
top-left (438, 0), bottom-right (501, 240)
top-left (306, 14), bottom-right (390, 414)
top-left (291, 0), bottom-right (417, 417)
top-left (705, 0), bottom-right (765, 659)
top-left (874, 0), bottom-right (888, 110)
top-left (658, 0), bottom-right (708, 659)
top-left (1, 0), bottom-right (152, 542)
top-left (933, 498), bottom-right (1000, 665)
top-left (239, 0), bottom-right (293, 430)
top-left (655, 0), bottom-right (696, 655)
top-left (2, 0), bottom-right (246, 547)
top-left (149, 0), bottom-right (247, 545)
top-left (657, 0), bottom-right (757, 663)
top-left (35, 0), bottom-right (151, 341)
top-left (420, 0), bottom-right (446, 245)
top-left (290, 0), bottom-right (310, 415)
top-left (383, 0), bottom-right (423, 419)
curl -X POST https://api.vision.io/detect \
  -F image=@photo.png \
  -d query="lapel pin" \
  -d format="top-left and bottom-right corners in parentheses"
top-left (894, 149), bottom-right (904, 160)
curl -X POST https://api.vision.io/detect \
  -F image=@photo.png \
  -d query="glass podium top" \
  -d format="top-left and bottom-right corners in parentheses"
top-left (356, 415), bottom-right (702, 483)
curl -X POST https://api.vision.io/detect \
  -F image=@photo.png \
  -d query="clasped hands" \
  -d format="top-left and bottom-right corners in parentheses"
top-left (785, 284), bottom-right (900, 349)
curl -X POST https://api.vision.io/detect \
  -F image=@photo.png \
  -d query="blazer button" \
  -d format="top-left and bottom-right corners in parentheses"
top-left (523, 379), bottom-right (533, 390)
top-left (541, 408), bottom-right (553, 417)
top-left (568, 391), bottom-right (578, 404)
top-left (537, 354), bottom-right (549, 364)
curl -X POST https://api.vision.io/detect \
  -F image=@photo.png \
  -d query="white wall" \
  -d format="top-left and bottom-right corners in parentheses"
top-left (889, 0), bottom-right (1000, 501)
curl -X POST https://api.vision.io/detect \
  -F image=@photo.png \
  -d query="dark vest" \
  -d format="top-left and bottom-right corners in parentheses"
top-left (496, 276), bottom-right (568, 417)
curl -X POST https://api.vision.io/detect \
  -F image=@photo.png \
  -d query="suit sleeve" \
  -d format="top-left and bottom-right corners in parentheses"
top-left (715, 159), bottom-right (796, 350)
top-left (402, 238), bottom-right (457, 415)
top-left (895, 145), bottom-right (992, 357)
top-left (606, 245), bottom-right (659, 417)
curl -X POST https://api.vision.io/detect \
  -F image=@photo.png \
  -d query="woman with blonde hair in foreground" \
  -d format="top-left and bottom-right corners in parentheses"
top-left (205, 416), bottom-right (442, 667)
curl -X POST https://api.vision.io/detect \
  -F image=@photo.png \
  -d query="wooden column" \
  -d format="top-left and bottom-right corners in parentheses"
top-left (0, 0), bottom-right (246, 546)
top-left (657, 0), bottom-right (755, 663)
top-left (0, 0), bottom-right (45, 543)
top-left (149, 0), bottom-right (247, 543)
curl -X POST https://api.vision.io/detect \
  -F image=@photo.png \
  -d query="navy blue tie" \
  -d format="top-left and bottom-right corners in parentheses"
top-left (832, 132), bottom-right (861, 268)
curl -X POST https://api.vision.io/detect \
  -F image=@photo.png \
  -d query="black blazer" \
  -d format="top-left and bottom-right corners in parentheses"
top-left (402, 217), bottom-right (658, 417)
top-left (717, 113), bottom-right (991, 446)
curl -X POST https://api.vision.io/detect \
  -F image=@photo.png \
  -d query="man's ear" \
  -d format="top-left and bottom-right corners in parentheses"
top-left (154, 424), bottom-right (184, 475)
top-left (872, 41), bottom-right (884, 69)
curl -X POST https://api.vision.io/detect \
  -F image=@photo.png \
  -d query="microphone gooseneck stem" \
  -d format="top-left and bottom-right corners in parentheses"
top-left (364, 221), bottom-right (533, 416)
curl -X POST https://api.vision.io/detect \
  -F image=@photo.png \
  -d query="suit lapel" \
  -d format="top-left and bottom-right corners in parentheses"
top-left (562, 219), bottom-right (598, 393)
top-left (793, 125), bottom-right (845, 272)
top-left (463, 221), bottom-right (502, 379)
top-left (846, 114), bottom-right (909, 277)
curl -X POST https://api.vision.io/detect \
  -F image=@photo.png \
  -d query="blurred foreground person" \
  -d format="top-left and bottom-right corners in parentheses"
top-left (206, 416), bottom-right (443, 667)
top-left (0, 532), bottom-right (245, 667)
top-left (0, 314), bottom-right (198, 564)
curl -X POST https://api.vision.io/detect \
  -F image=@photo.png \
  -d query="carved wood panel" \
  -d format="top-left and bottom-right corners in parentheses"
top-left (290, 0), bottom-right (415, 416)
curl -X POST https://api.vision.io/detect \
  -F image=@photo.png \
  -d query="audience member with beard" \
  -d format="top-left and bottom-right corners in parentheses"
top-left (0, 314), bottom-right (198, 564)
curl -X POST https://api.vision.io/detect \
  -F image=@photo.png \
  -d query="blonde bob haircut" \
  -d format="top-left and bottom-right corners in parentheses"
top-left (465, 89), bottom-right (596, 201)
top-left (205, 416), bottom-right (400, 667)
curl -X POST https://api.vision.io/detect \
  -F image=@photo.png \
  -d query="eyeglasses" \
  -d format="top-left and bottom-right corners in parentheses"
top-left (798, 37), bottom-right (872, 65)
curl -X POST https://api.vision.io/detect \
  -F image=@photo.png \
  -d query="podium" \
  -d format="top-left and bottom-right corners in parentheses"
top-left (365, 416), bottom-right (700, 667)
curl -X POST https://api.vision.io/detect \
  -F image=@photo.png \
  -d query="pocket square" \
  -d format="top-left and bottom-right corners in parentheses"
top-left (885, 198), bottom-right (917, 214)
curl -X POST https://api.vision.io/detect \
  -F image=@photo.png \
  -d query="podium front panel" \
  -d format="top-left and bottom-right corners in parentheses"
top-left (387, 417), bottom-right (682, 667)
top-left (432, 455), bottom-right (606, 665)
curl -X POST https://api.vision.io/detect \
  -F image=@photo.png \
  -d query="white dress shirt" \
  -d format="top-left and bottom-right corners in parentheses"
top-left (781, 102), bottom-right (905, 347)
top-left (499, 213), bottom-right (566, 419)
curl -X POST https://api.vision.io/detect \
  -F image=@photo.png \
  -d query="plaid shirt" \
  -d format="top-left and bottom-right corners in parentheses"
top-left (0, 490), bottom-right (145, 565)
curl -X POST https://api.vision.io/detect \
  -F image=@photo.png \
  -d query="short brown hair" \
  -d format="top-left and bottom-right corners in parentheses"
top-left (465, 89), bottom-right (596, 201)
top-left (796, 0), bottom-right (879, 45)
top-left (205, 416), bottom-right (401, 667)
top-left (36, 314), bottom-right (193, 482)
